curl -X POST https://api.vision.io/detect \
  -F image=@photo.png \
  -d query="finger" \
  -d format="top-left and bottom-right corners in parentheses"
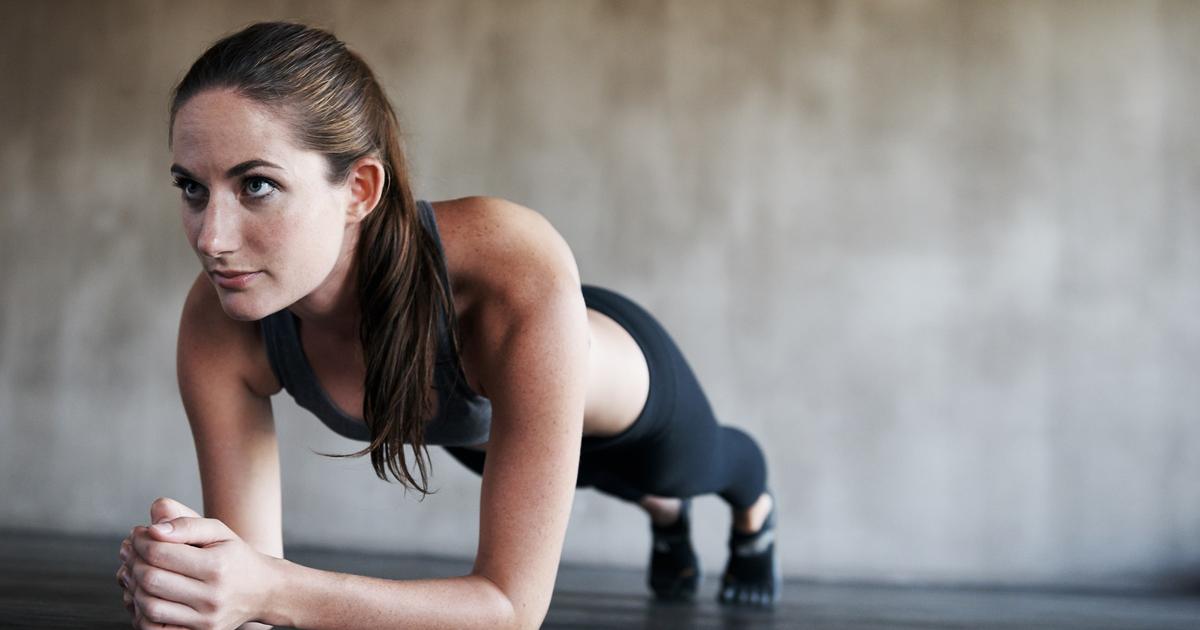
top-left (130, 527), bottom-right (211, 580)
top-left (118, 536), bottom-right (134, 570)
top-left (132, 587), bottom-right (196, 630)
top-left (149, 497), bottom-right (200, 525)
top-left (148, 516), bottom-right (235, 547)
top-left (121, 541), bottom-right (137, 580)
top-left (118, 559), bottom-right (143, 592)
top-left (123, 549), bottom-right (137, 588)
top-left (131, 557), bottom-right (210, 606)
top-left (121, 578), bottom-right (136, 615)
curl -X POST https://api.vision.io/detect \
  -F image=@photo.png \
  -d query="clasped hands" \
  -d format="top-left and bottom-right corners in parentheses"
top-left (115, 497), bottom-right (278, 630)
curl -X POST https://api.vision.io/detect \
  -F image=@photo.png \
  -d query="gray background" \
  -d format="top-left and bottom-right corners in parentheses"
top-left (1, 0), bottom-right (1197, 591)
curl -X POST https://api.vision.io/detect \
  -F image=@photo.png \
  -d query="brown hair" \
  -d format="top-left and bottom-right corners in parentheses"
top-left (168, 21), bottom-right (461, 494)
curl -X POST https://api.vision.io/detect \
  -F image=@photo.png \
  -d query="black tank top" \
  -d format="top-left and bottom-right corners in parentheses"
top-left (258, 199), bottom-right (492, 446)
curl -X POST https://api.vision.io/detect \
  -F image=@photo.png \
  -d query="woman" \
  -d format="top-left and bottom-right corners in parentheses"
top-left (114, 21), bottom-right (778, 629)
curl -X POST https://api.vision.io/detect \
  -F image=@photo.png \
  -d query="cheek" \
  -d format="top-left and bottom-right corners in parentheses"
top-left (180, 211), bottom-right (201, 245)
top-left (269, 206), bottom-right (346, 283)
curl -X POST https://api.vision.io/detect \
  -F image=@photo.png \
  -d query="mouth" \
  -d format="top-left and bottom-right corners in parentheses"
top-left (210, 269), bottom-right (262, 289)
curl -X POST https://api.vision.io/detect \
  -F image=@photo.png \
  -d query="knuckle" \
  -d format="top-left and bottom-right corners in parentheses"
top-left (196, 594), bottom-right (216, 614)
top-left (142, 541), bottom-right (162, 565)
top-left (141, 600), bottom-right (163, 623)
top-left (141, 568), bottom-right (162, 592)
top-left (210, 557), bottom-right (229, 580)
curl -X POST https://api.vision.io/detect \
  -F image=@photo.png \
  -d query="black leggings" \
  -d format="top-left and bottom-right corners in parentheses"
top-left (444, 284), bottom-right (768, 511)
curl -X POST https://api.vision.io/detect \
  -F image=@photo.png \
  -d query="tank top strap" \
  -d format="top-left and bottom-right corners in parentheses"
top-left (416, 199), bottom-right (475, 396)
top-left (416, 199), bottom-right (456, 309)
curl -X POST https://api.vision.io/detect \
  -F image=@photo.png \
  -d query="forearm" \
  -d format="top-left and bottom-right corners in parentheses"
top-left (261, 557), bottom-right (520, 630)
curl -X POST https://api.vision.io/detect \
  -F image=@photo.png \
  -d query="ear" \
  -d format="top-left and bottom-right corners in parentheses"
top-left (344, 156), bottom-right (386, 224)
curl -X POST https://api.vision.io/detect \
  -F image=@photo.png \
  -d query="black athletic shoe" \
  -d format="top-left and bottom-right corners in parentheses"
top-left (718, 492), bottom-right (780, 608)
top-left (648, 498), bottom-right (701, 600)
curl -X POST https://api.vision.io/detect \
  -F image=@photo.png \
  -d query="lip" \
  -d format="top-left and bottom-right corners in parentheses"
top-left (210, 270), bottom-right (262, 289)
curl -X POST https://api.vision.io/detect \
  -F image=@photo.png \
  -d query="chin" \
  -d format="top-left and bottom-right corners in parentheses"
top-left (215, 291), bottom-right (279, 321)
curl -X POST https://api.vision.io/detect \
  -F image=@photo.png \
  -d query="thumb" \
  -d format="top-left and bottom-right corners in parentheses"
top-left (150, 497), bottom-right (200, 524)
top-left (148, 516), bottom-right (235, 546)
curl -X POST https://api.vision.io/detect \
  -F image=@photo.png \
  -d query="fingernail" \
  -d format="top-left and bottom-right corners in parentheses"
top-left (151, 522), bottom-right (173, 534)
top-left (119, 547), bottom-right (128, 561)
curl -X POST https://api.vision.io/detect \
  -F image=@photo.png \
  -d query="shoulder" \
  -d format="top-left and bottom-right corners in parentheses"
top-left (431, 196), bottom-right (587, 392)
top-left (177, 271), bottom-right (281, 399)
top-left (430, 195), bottom-right (581, 311)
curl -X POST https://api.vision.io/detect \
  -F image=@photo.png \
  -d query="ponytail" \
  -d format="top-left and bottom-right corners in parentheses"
top-left (169, 21), bottom-right (465, 494)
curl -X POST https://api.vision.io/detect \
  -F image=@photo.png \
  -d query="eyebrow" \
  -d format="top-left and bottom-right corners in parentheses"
top-left (169, 159), bottom-right (285, 181)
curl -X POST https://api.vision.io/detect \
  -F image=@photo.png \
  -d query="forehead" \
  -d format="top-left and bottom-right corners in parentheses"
top-left (171, 89), bottom-right (309, 173)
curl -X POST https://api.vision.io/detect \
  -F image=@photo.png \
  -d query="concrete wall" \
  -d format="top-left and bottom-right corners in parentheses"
top-left (1, 0), bottom-right (1197, 590)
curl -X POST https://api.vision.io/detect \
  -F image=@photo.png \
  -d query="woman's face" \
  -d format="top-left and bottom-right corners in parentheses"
top-left (170, 89), bottom-right (354, 321)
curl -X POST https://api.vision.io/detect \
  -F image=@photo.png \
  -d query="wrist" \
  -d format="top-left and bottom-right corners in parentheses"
top-left (258, 555), bottom-right (296, 628)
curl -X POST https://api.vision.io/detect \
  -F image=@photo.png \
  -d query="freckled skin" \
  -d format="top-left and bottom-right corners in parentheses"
top-left (171, 88), bottom-right (364, 323)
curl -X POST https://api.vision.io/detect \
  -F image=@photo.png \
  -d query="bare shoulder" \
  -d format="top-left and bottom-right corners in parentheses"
top-left (177, 271), bottom-right (281, 399)
top-left (430, 195), bottom-right (581, 308)
top-left (430, 196), bottom-right (587, 396)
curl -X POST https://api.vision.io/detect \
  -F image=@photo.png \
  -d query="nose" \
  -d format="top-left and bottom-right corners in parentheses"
top-left (194, 195), bottom-right (242, 259)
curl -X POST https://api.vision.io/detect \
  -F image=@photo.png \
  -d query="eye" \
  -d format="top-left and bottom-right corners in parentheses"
top-left (171, 177), bottom-right (206, 203)
top-left (243, 176), bottom-right (279, 199)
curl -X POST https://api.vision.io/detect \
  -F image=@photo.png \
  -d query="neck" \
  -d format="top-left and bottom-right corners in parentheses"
top-left (289, 231), bottom-right (362, 341)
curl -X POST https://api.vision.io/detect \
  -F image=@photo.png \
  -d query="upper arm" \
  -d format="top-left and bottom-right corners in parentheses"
top-left (466, 200), bottom-right (589, 628)
top-left (176, 271), bottom-right (284, 558)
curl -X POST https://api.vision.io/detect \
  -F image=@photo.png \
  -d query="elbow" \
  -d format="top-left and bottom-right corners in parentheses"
top-left (470, 573), bottom-right (547, 630)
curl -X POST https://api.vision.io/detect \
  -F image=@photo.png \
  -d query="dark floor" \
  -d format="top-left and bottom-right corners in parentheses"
top-left (3, 529), bottom-right (1199, 629)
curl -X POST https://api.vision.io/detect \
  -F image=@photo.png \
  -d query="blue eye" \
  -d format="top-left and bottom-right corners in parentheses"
top-left (171, 178), bottom-right (206, 203)
top-left (244, 176), bottom-right (278, 198)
